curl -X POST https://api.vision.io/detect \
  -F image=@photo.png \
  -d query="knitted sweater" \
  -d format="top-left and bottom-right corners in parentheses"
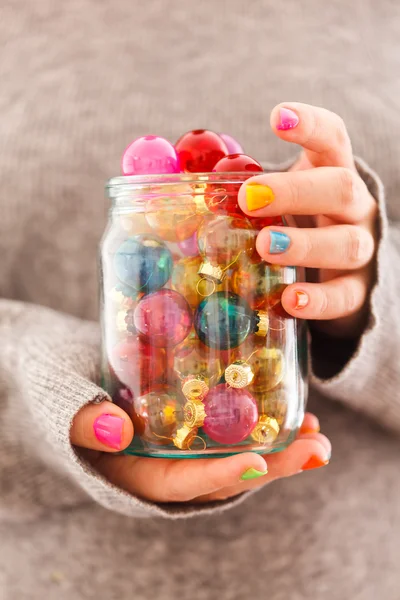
top-left (1, 1), bottom-right (400, 598)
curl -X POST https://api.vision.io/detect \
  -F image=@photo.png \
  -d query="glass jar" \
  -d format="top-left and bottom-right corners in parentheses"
top-left (100, 173), bottom-right (307, 458)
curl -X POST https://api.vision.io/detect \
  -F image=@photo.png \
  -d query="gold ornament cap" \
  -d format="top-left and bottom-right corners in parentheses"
top-left (255, 310), bottom-right (269, 337)
top-left (225, 361), bottom-right (254, 388)
top-left (173, 425), bottom-right (199, 450)
top-left (116, 309), bottom-right (136, 334)
top-left (182, 375), bottom-right (209, 400)
top-left (184, 399), bottom-right (206, 428)
top-left (251, 416), bottom-right (280, 444)
top-left (198, 261), bottom-right (225, 284)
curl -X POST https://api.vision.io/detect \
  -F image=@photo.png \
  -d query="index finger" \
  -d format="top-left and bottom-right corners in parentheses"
top-left (271, 102), bottom-right (354, 169)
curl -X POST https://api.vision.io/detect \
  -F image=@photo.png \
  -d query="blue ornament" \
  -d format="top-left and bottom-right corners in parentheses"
top-left (194, 292), bottom-right (267, 350)
top-left (114, 234), bottom-right (173, 294)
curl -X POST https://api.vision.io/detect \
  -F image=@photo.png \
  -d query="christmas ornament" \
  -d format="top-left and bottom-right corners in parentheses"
top-left (107, 286), bottom-right (136, 310)
top-left (251, 415), bottom-right (280, 444)
top-left (219, 133), bottom-right (244, 155)
top-left (203, 384), bottom-right (259, 444)
top-left (132, 385), bottom-right (185, 444)
top-left (225, 361), bottom-right (254, 388)
top-left (181, 375), bottom-right (209, 401)
top-left (228, 342), bottom-right (284, 393)
top-left (175, 129), bottom-right (228, 172)
top-left (249, 215), bottom-right (285, 232)
top-left (110, 337), bottom-right (166, 392)
top-left (254, 389), bottom-right (287, 425)
top-left (173, 425), bottom-right (199, 450)
top-left (177, 231), bottom-right (199, 257)
top-left (213, 153), bottom-right (263, 174)
top-left (173, 337), bottom-right (224, 390)
top-left (134, 289), bottom-right (192, 347)
top-left (183, 398), bottom-right (206, 428)
top-left (145, 195), bottom-right (201, 242)
top-left (114, 234), bottom-right (173, 294)
top-left (171, 256), bottom-right (203, 308)
top-left (231, 262), bottom-right (284, 310)
top-left (120, 212), bottom-right (154, 235)
top-left (194, 292), bottom-right (268, 350)
top-left (122, 135), bottom-right (180, 175)
top-left (197, 215), bottom-right (256, 284)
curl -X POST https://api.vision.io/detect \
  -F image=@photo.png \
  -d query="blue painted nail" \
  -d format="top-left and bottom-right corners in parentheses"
top-left (269, 231), bottom-right (290, 254)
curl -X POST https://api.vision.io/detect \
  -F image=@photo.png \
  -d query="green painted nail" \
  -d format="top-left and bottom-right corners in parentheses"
top-left (240, 467), bottom-right (268, 481)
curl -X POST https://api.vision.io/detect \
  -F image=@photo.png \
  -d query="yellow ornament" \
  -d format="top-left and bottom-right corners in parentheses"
top-left (231, 260), bottom-right (285, 310)
top-left (253, 390), bottom-right (287, 425)
top-left (145, 195), bottom-right (201, 242)
top-left (171, 256), bottom-right (203, 308)
top-left (251, 416), bottom-right (280, 444)
top-left (181, 375), bottom-right (209, 401)
top-left (173, 338), bottom-right (224, 389)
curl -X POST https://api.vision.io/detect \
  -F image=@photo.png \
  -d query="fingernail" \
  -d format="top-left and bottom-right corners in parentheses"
top-left (295, 291), bottom-right (309, 309)
top-left (240, 466), bottom-right (268, 481)
top-left (93, 414), bottom-right (124, 449)
top-left (276, 108), bottom-right (299, 131)
top-left (301, 455), bottom-right (329, 471)
top-left (300, 424), bottom-right (320, 434)
top-left (269, 231), bottom-right (290, 254)
top-left (246, 182), bottom-right (274, 211)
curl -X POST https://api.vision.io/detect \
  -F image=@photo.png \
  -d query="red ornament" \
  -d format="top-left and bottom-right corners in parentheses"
top-left (204, 154), bottom-right (262, 217)
top-left (175, 129), bottom-right (228, 173)
top-left (213, 153), bottom-right (263, 174)
top-left (250, 215), bottom-right (285, 232)
top-left (110, 337), bottom-right (166, 393)
top-left (134, 289), bottom-right (193, 347)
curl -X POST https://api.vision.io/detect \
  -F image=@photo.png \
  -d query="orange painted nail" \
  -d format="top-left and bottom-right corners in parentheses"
top-left (301, 455), bottom-right (329, 471)
top-left (300, 424), bottom-right (320, 435)
top-left (295, 291), bottom-right (309, 309)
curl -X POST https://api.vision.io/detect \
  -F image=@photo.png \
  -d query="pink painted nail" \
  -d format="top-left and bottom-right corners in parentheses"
top-left (276, 108), bottom-right (299, 131)
top-left (295, 291), bottom-right (309, 309)
top-left (93, 414), bottom-right (124, 449)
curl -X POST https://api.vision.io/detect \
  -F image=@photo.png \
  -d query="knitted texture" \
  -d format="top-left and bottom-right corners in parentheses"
top-left (1, 0), bottom-right (400, 598)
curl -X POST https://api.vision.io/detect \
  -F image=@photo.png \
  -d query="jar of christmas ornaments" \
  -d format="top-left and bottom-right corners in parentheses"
top-left (100, 130), bottom-right (307, 458)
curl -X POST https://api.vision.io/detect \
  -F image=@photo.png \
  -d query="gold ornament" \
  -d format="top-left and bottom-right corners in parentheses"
top-left (225, 361), bottom-right (254, 388)
top-left (171, 256), bottom-right (203, 308)
top-left (173, 425), bottom-right (199, 450)
top-left (254, 390), bottom-right (287, 425)
top-left (182, 375), bottom-right (209, 400)
top-left (255, 311), bottom-right (269, 337)
top-left (198, 261), bottom-right (226, 284)
top-left (248, 347), bottom-right (284, 393)
top-left (183, 399), bottom-right (206, 428)
top-left (251, 416), bottom-right (280, 444)
top-left (173, 338), bottom-right (224, 388)
top-left (107, 287), bottom-right (135, 310)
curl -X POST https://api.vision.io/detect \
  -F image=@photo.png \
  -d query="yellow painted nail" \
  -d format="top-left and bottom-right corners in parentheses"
top-left (246, 182), bottom-right (275, 211)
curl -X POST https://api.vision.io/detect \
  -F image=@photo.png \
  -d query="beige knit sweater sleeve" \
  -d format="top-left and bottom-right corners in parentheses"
top-left (0, 158), bottom-right (395, 521)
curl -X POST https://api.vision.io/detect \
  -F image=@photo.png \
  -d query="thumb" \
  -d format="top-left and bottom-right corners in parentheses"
top-left (70, 401), bottom-right (134, 452)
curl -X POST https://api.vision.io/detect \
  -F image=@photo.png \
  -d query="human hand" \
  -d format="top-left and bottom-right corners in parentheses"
top-left (239, 102), bottom-right (378, 339)
top-left (70, 401), bottom-right (330, 504)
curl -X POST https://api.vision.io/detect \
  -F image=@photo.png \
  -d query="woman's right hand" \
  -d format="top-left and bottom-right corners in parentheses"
top-left (70, 401), bottom-right (330, 504)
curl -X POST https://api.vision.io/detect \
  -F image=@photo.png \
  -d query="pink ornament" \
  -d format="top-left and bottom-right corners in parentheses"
top-left (219, 133), bottom-right (244, 155)
top-left (203, 384), bottom-right (259, 444)
top-left (134, 289), bottom-right (192, 347)
top-left (177, 231), bottom-right (199, 257)
top-left (122, 135), bottom-right (180, 175)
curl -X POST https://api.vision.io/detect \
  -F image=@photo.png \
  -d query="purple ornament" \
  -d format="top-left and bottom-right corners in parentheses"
top-left (177, 231), bottom-right (199, 257)
top-left (219, 133), bottom-right (244, 155)
top-left (203, 384), bottom-right (258, 444)
top-left (122, 135), bottom-right (181, 176)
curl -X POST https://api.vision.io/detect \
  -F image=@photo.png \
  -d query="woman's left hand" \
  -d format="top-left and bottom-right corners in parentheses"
top-left (238, 102), bottom-right (379, 338)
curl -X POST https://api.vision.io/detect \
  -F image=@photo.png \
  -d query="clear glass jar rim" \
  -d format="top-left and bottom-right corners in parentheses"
top-left (106, 171), bottom-right (263, 194)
